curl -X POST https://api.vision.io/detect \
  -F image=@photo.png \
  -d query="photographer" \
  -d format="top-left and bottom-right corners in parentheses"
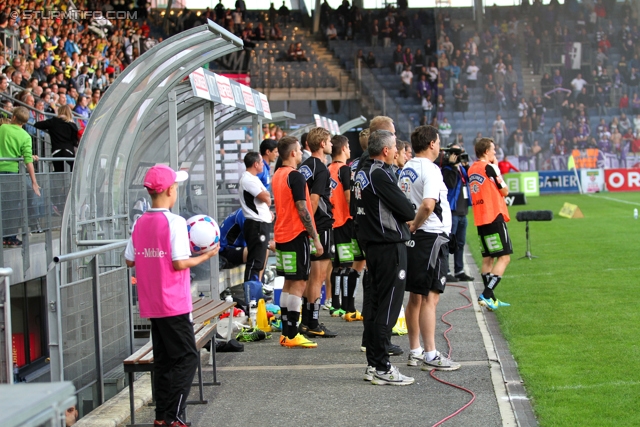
top-left (440, 143), bottom-right (474, 282)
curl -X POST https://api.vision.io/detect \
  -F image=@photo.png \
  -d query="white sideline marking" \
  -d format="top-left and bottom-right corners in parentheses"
top-left (551, 381), bottom-right (640, 391)
top-left (587, 194), bottom-right (640, 206)
top-left (465, 250), bottom-right (518, 427)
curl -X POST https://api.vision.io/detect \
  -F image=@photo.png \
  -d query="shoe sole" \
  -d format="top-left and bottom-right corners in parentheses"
top-left (344, 316), bottom-right (363, 322)
top-left (305, 332), bottom-right (338, 338)
top-left (421, 364), bottom-right (461, 372)
top-left (283, 344), bottom-right (318, 348)
top-left (371, 378), bottom-right (415, 386)
top-left (478, 299), bottom-right (497, 311)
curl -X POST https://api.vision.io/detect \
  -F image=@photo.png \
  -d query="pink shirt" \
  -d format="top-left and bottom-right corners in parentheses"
top-left (125, 209), bottom-right (192, 318)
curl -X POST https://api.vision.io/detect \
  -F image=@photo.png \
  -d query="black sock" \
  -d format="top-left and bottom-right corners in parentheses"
top-left (286, 310), bottom-right (299, 339)
top-left (332, 267), bottom-right (342, 309)
top-left (481, 273), bottom-right (494, 300)
top-left (308, 299), bottom-right (320, 329)
top-left (301, 297), bottom-right (309, 326)
top-left (340, 269), bottom-right (348, 311)
top-left (346, 268), bottom-right (359, 312)
top-left (487, 275), bottom-right (502, 299)
top-left (281, 307), bottom-right (289, 337)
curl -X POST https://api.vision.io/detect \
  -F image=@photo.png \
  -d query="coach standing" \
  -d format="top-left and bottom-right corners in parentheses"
top-left (354, 130), bottom-right (415, 386)
top-left (239, 152), bottom-right (272, 285)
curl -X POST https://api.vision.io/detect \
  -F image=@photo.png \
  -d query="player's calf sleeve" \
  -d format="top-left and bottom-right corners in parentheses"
top-left (488, 275), bottom-right (502, 291)
top-left (309, 298), bottom-right (321, 329)
top-left (332, 267), bottom-right (342, 308)
top-left (301, 297), bottom-right (309, 326)
top-left (280, 291), bottom-right (289, 337)
top-left (346, 268), bottom-right (359, 313)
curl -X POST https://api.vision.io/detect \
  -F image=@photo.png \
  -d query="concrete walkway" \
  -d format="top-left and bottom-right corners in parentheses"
top-left (78, 249), bottom-right (538, 427)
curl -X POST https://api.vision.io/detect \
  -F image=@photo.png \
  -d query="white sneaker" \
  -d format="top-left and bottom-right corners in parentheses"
top-left (421, 351), bottom-right (461, 371)
top-left (363, 366), bottom-right (375, 381)
top-left (371, 365), bottom-right (414, 386)
top-left (407, 351), bottom-right (424, 366)
top-left (322, 298), bottom-right (332, 310)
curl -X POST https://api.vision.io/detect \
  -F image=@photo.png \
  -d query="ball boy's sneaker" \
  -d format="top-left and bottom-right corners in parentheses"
top-left (371, 365), bottom-right (415, 386)
top-left (421, 351), bottom-right (461, 371)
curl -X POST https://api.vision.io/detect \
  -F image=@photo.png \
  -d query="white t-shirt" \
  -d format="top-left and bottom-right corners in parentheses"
top-left (467, 65), bottom-right (479, 80)
top-left (401, 70), bottom-right (413, 85)
top-left (239, 171), bottom-right (272, 223)
top-left (571, 78), bottom-right (587, 92)
top-left (398, 157), bottom-right (451, 234)
top-left (125, 209), bottom-right (191, 262)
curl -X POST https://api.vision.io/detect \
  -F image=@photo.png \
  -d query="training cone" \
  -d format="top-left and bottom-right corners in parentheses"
top-left (256, 299), bottom-right (271, 333)
top-left (392, 305), bottom-right (408, 336)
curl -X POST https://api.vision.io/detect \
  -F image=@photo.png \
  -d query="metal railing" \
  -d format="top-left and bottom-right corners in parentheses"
top-left (0, 268), bottom-right (13, 384)
top-left (0, 28), bottom-right (19, 64)
top-left (50, 240), bottom-right (130, 411)
top-left (0, 158), bottom-right (73, 273)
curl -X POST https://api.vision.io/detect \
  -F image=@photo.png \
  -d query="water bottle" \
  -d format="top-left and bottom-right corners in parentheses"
top-left (249, 301), bottom-right (258, 327)
top-left (634, 208), bottom-right (638, 220)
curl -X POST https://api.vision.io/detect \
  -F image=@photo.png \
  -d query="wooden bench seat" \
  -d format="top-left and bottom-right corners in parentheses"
top-left (123, 298), bottom-right (236, 427)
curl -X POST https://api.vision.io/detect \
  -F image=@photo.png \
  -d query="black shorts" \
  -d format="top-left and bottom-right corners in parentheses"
top-left (477, 220), bottom-right (513, 258)
top-left (220, 246), bottom-right (245, 267)
top-left (276, 231), bottom-right (311, 281)
top-left (333, 221), bottom-right (355, 267)
top-left (405, 231), bottom-right (450, 295)
top-left (311, 228), bottom-right (333, 262)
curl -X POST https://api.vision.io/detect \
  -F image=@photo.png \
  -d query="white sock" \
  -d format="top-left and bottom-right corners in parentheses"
top-left (287, 294), bottom-right (303, 312)
top-left (425, 350), bottom-right (437, 361)
top-left (410, 346), bottom-right (423, 355)
top-left (279, 291), bottom-right (289, 309)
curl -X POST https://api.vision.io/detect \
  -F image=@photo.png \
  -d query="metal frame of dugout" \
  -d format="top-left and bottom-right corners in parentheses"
top-left (47, 20), bottom-right (283, 410)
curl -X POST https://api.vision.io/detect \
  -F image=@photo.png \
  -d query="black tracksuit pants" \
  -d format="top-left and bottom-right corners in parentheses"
top-left (243, 218), bottom-right (270, 282)
top-left (150, 314), bottom-right (198, 424)
top-left (364, 242), bottom-right (407, 371)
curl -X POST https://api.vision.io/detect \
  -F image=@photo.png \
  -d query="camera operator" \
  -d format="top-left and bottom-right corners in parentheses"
top-left (440, 143), bottom-right (474, 282)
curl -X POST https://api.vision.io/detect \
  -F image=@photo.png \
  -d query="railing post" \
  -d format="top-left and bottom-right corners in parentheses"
top-left (1, 268), bottom-right (14, 384)
top-left (19, 162), bottom-right (30, 276)
top-left (92, 255), bottom-right (105, 405)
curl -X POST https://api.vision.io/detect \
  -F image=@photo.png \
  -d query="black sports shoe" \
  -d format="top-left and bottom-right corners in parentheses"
top-left (445, 274), bottom-right (459, 283)
top-left (305, 323), bottom-right (338, 338)
top-left (455, 272), bottom-right (475, 281)
top-left (298, 323), bottom-right (309, 335)
top-left (388, 344), bottom-right (404, 356)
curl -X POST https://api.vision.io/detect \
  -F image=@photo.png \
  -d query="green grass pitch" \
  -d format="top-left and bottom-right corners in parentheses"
top-left (467, 191), bottom-right (640, 427)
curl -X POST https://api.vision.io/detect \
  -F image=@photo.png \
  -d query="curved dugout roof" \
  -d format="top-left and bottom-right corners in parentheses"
top-left (62, 21), bottom-right (254, 253)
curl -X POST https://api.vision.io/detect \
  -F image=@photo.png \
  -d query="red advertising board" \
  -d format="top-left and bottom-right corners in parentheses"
top-left (220, 73), bottom-right (251, 86)
top-left (604, 168), bottom-right (640, 192)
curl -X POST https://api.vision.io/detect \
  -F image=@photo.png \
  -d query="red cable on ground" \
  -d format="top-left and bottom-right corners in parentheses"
top-left (429, 283), bottom-right (477, 427)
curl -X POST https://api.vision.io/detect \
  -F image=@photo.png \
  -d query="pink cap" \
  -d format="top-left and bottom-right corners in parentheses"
top-left (143, 164), bottom-right (188, 193)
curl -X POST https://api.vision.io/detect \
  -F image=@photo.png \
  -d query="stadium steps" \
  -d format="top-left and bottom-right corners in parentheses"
top-left (307, 40), bottom-right (357, 95)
